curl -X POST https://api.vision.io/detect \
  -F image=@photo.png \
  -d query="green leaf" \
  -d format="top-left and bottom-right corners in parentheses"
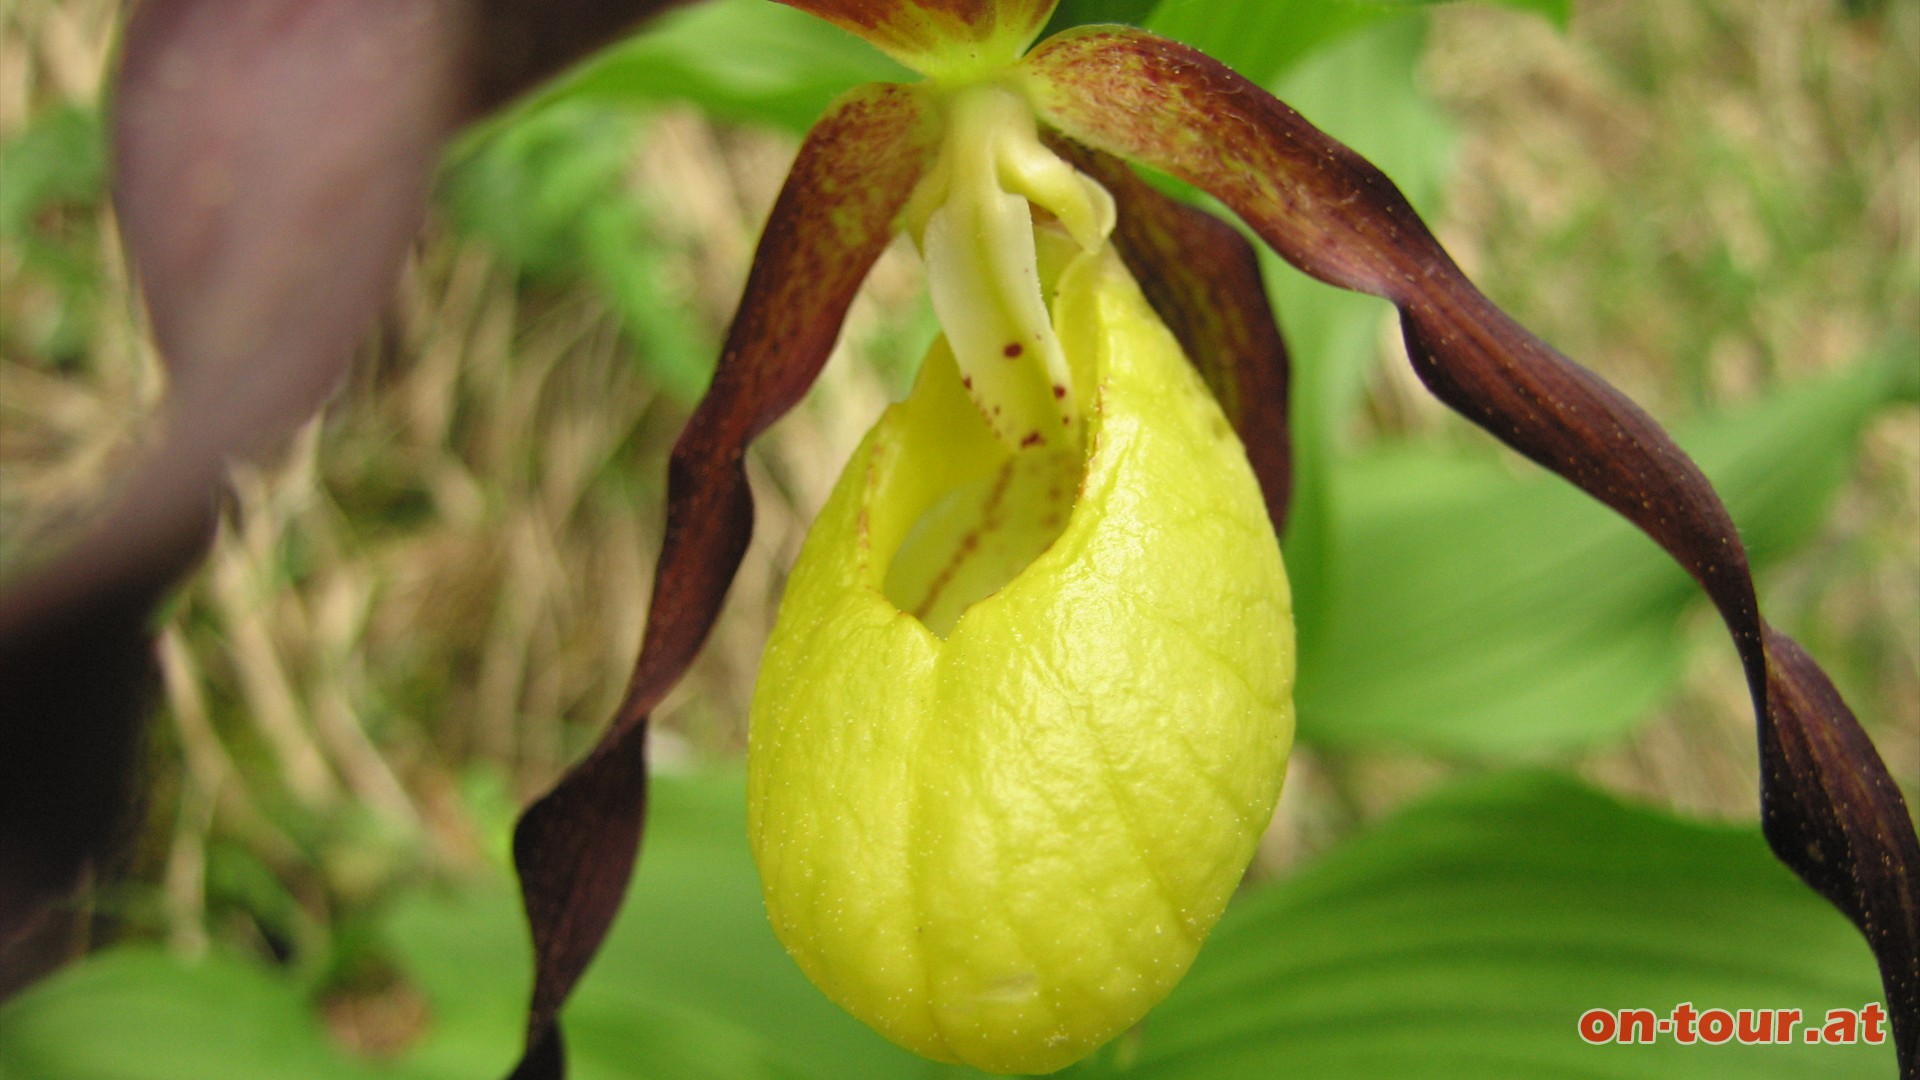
top-left (521, 0), bottom-right (909, 134)
top-left (1146, 0), bottom-right (1568, 85)
top-left (0, 951), bottom-right (373, 1080)
top-left (1043, 0), bottom-right (1166, 36)
top-left (1077, 773), bottom-right (1891, 1078)
top-left (1145, 0), bottom-right (1381, 88)
top-left (0, 772), bottom-right (960, 1080)
top-left (389, 771), bottom-right (948, 1080)
top-left (1297, 356), bottom-right (1904, 755)
top-left (3, 775), bottom-right (1889, 1078)
top-left (1363, 0), bottom-right (1573, 29)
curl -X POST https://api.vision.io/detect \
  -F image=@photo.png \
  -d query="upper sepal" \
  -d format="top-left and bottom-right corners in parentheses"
top-left (1022, 25), bottom-right (1435, 300)
top-left (777, 0), bottom-right (1059, 76)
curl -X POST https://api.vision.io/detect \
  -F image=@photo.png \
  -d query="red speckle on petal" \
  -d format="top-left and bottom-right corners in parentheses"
top-left (1052, 384), bottom-right (1066, 399)
top-left (1020, 431), bottom-right (1044, 447)
top-left (1004, 342), bottom-right (1024, 358)
top-left (962, 375), bottom-right (973, 389)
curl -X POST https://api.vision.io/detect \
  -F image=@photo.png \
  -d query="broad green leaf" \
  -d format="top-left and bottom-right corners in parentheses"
top-left (521, 0), bottom-right (908, 134)
top-left (1146, 0), bottom-right (1381, 88)
top-left (0, 950), bottom-right (373, 1080)
top-left (1358, 0), bottom-right (1572, 29)
top-left (389, 771), bottom-right (948, 1080)
top-left (1297, 355), bottom-right (1905, 755)
top-left (0, 773), bottom-right (956, 1080)
top-left (1072, 772), bottom-right (1891, 1078)
top-left (1, 782), bottom-right (1890, 1079)
top-left (1043, 0), bottom-right (1166, 36)
top-left (1147, 0), bottom-right (1567, 87)
top-left (564, 996), bottom-right (831, 1080)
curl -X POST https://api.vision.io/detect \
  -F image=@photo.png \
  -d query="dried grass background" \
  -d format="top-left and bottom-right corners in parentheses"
top-left (0, 0), bottom-right (1915, 1033)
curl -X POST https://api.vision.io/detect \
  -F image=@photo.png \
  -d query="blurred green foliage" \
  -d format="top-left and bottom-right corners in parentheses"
top-left (0, 104), bottom-right (106, 366)
top-left (1303, 350), bottom-right (1915, 754)
top-left (443, 103), bottom-right (714, 403)
top-left (1, 771), bottom-right (1891, 1077)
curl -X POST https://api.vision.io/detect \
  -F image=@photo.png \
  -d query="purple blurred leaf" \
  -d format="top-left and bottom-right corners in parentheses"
top-left (504, 82), bottom-right (937, 1080)
top-left (0, 0), bottom-right (693, 975)
top-left (1027, 26), bottom-right (1918, 1069)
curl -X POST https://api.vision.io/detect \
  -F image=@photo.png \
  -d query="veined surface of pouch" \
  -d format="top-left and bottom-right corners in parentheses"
top-left (747, 246), bottom-right (1294, 1075)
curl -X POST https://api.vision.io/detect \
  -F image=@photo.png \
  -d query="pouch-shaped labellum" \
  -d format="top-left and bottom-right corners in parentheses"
top-left (747, 245), bottom-right (1295, 1074)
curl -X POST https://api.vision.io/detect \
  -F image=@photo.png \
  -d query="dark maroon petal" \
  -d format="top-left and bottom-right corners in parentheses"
top-left (1, 0), bottom-right (465, 967)
top-left (1761, 628), bottom-right (1920, 1064)
top-left (1046, 136), bottom-right (1291, 535)
top-left (1028, 26), bottom-right (1919, 1066)
top-left (0, 0), bottom-right (694, 966)
top-left (776, 0), bottom-right (1058, 69)
top-left (504, 82), bottom-right (936, 1080)
top-left (113, 1), bottom-right (462, 436)
top-left (112, 0), bottom-right (703, 433)
top-left (0, 466), bottom-right (194, 974)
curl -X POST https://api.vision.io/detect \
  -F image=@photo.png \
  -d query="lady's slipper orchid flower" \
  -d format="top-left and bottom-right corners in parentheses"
top-left (750, 244), bottom-right (1293, 1072)
top-left (0, 2), bottom-right (1910, 1079)
top-left (500, 3), bottom-right (1917, 1077)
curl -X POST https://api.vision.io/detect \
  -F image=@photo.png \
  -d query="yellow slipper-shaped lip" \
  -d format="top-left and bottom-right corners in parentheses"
top-left (749, 245), bottom-right (1294, 1075)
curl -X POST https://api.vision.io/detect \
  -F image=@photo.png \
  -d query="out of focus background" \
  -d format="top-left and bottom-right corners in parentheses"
top-left (0, 1), bottom-right (1914, 1077)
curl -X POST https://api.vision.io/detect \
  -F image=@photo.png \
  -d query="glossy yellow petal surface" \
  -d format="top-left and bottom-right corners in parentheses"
top-left (747, 247), bottom-right (1293, 1075)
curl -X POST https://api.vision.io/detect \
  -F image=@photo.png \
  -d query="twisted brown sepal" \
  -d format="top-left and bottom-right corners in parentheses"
top-left (0, 0), bottom-right (692, 978)
top-left (503, 83), bottom-right (936, 1080)
top-left (1028, 26), bottom-right (1919, 1069)
top-left (776, 0), bottom-right (1058, 72)
top-left (1762, 628), bottom-right (1920, 1069)
top-left (1046, 137), bottom-right (1292, 536)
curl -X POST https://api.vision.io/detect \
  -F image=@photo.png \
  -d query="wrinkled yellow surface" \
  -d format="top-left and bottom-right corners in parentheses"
top-left (747, 247), bottom-right (1294, 1075)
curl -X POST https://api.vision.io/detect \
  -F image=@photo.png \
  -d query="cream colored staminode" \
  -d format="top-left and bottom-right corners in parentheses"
top-left (904, 79), bottom-right (1115, 451)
